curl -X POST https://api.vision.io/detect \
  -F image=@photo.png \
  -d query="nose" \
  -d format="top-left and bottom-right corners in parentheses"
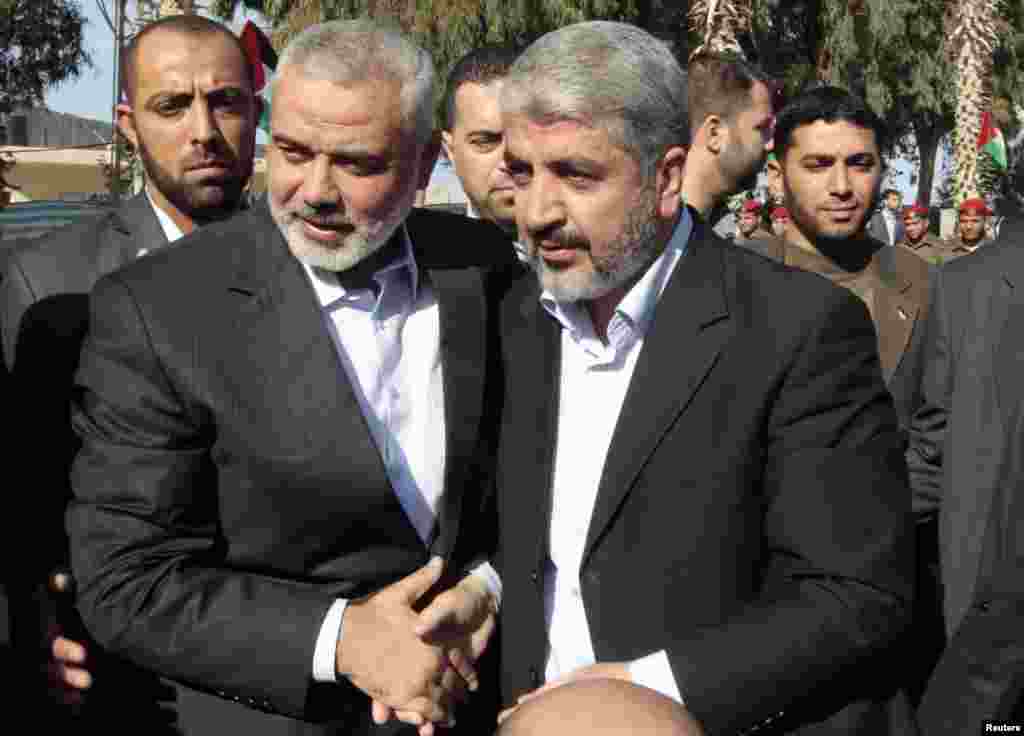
top-left (302, 155), bottom-right (339, 208)
top-left (521, 173), bottom-right (565, 239)
top-left (188, 98), bottom-right (218, 146)
top-left (827, 163), bottom-right (853, 199)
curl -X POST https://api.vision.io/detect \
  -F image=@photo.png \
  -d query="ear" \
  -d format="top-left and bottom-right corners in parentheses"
top-left (116, 103), bottom-right (139, 149)
top-left (655, 145), bottom-right (687, 220)
top-left (417, 130), bottom-right (443, 191)
top-left (696, 115), bottom-right (726, 154)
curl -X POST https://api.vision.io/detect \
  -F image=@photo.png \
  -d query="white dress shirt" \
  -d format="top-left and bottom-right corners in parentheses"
top-left (304, 227), bottom-right (499, 682)
top-left (882, 209), bottom-right (896, 246)
top-left (146, 188), bottom-right (185, 248)
top-left (541, 210), bottom-right (692, 703)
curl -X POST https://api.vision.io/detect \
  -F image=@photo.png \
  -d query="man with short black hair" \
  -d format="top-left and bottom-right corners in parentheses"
top-left (680, 53), bottom-right (776, 218)
top-left (1, 13), bottom-right (259, 729)
top-left (442, 46), bottom-right (520, 235)
top-left (868, 188), bottom-right (905, 246)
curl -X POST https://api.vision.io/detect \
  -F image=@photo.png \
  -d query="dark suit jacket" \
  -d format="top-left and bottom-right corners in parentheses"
top-left (0, 194), bottom-right (172, 728)
top-left (495, 224), bottom-right (916, 736)
top-left (66, 202), bottom-right (511, 735)
top-left (909, 238), bottom-right (1024, 733)
top-left (868, 211), bottom-right (904, 247)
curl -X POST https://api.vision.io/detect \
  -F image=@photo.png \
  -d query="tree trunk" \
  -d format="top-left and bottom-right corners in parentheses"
top-left (913, 118), bottom-right (944, 209)
top-left (948, 0), bottom-right (999, 202)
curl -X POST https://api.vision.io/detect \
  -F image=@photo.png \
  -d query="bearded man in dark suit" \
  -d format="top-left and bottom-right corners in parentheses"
top-left (1, 14), bottom-right (258, 729)
top-left (489, 22), bottom-right (914, 736)
top-left (65, 18), bottom-right (507, 736)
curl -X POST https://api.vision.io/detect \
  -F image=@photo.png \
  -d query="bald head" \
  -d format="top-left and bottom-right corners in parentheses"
top-left (499, 680), bottom-right (704, 736)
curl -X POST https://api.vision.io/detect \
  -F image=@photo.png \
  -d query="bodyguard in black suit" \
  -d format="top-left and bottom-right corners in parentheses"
top-left (1, 15), bottom-right (257, 728)
top-left (67, 19), bottom-right (505, 736)
top-left (910, 222), bottom-right (1024, 733)
top-left (492, 23), bottom-right (914, 736)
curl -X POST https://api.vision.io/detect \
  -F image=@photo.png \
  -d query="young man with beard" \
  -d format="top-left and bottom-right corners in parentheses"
top-left (680, 53), bottom-right (776, 219)
top-left (766, 88), bottom-right (942, 705)
top-left (1, 14), bottom-right (258, 730)
top-left (473, 22), bottom-right (912, 736)
top-left (765, 87), bottom-right (932, 431)
top-left (64, 18), bottom-right (507, 736)
top-left (897, 203), bottom-right (946, 265)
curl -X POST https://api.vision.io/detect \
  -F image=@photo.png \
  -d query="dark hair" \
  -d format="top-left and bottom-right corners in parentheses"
top-left (686, 52), bottom-right (773, 137)
top-left (122, 15), bottom-right (253, 104)
top-left (882, 188), bottom-right (900, 198)
top-left (444, 45), bottom-right (519, 130)
top-left (772, 85), bottom-right (889, 158)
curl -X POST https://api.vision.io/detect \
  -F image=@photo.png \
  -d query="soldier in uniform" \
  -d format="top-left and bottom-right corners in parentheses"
top-left (942, 197), bottom-right (993, 261)
top-left (897, 203), bottom-right (946, 265)
top-left (732, 199), bottom-right (781, 258)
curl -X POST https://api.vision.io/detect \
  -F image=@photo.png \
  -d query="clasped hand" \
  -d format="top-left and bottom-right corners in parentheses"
top-left (334, 557), bottom-right (497, 735)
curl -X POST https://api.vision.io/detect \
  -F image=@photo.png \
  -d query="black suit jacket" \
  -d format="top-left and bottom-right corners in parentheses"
top-left (66, 202), bottom-right (511, 734)
top-left (868, 211), bottom-right (904, 248)
top-left (495, 226), bottom-right (916, 736)
top-left (909, 236), bottom-right (1024, 733)
top-left (0, 194), bottom-right (172, 728)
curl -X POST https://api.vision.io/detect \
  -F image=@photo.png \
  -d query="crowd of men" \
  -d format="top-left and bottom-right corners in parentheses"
top-left (1, 12), bottom-right (1022, 736)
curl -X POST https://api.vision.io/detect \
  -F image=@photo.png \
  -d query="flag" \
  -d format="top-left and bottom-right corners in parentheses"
top-left (240, 21), bottom-right (277, 133)
top-left (978, 111), bottom-right (1009, 171)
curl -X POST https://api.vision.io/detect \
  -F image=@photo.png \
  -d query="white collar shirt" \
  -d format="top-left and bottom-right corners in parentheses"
top-left (145, 188), bottom-right (185, 251)
top-left (302, 226), bottom-right (446, 546)
top-left (542, 210), bottom-right (692, 701)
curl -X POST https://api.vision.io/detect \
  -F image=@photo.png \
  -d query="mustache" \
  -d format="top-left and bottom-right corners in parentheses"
top-left (291, 205), bottom-right (353, 229)
top-left (530, 226), bottom-right (588, 250)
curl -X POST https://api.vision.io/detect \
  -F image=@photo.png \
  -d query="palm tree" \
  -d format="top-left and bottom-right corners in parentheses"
top-left (947, 0), bottom-right (1000, 202)
top-left (688, 0), bottom-right (753, 59)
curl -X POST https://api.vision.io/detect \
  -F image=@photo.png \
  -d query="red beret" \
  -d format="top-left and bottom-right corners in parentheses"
top-left (770, 207), bottom-right (790, 221)
top-left (959, 198), bottom-right (992, 216)
top-left (741, 200), bottom-right (763, 214)
top-left (903, 204), bottom-right (928, 218)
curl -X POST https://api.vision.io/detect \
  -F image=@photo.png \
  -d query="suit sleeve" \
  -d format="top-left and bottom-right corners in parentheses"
top-left (67, 273), bottom-right (353, 721)
top-left (668, 288), bottom-right (913, 736)
top-left (907, 268), bottom-right (951, 519)
top-left (1, 249), bottom-right (38, 371)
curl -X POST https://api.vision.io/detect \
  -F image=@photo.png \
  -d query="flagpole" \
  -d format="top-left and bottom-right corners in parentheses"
top-left (110, 0), bottom-right (126, 204)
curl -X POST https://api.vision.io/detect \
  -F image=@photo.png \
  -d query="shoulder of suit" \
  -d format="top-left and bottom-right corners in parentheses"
top-left (2, 208), bottom-right (122, 286)
top-left (406, 208), bottom-right (518, 271)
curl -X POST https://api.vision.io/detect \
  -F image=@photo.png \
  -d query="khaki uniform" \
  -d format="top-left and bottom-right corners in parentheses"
top-left (898, 234), bottom-right (949, 267)
top-left (761, 238), bottom-right (931, 429)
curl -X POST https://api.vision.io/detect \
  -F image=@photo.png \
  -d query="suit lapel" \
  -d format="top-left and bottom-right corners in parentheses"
top-left (582, 225), bottom-right (732, 567)
top-left (102, 194), bottom-right (169, 273)
top-left (422, 263), bottom-right (487, 560)
top-left (226, 205), bottom-right (424, 552)
top-left (994, 252), bottom-right (1024, 431)
top-left (502, 275), bottom-right (562, 568)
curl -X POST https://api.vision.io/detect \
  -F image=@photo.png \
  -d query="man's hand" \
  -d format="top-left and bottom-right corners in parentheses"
top-left (45, 570), bottom-right (92, 706)
top-left (335, 558), bottom-right (467, 724)
top-left (372, 571), bottom-right (499, 735)
top-left (497, 662), bottom-right (632, 724)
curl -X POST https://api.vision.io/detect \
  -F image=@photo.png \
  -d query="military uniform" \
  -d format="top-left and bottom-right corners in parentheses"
top-left (898, 234), bottom-right (948, 266)
top-left (732, 229), bottom-right (784, 260)
top-left (936, 237), bottom-right (989, 264)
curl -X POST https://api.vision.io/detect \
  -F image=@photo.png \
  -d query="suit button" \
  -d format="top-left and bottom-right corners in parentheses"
top-left (529, 667), bottom-right (541, 687)
top-left (530, 568), bottom-right (540, 585)
top-left (976, 600), bottom-right (992, 613)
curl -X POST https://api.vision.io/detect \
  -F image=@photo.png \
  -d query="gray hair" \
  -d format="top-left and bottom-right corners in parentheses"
top-left (501, 22), bottom-right (688, 174)
top-left (274, 18), bottom-right (435, 144)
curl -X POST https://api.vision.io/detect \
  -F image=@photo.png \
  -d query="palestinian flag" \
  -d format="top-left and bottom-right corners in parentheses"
top-left (240, 21), bottom-right (277, 133)
top-left (978, 111), bottom-right (1009, 172)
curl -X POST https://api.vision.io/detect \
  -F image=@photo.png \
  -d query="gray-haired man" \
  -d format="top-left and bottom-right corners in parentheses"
top-left (66, 19), bottom-right (508, 736)
top-left (489, 20), bottom-right (914, 736)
